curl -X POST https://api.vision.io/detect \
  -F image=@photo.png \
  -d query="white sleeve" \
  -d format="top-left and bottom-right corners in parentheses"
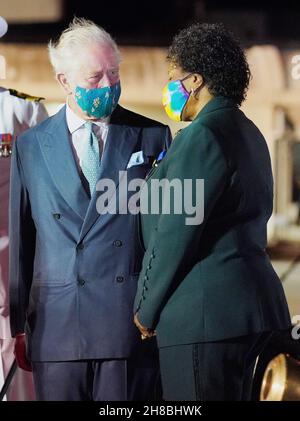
top-left (8, 96), bottom-right (49, 134)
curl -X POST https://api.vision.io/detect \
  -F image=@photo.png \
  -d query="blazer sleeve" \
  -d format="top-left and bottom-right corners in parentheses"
top-left (134, 124), bottom-right (229, 329)
top-left (9, 139), bottom-right (36, 337)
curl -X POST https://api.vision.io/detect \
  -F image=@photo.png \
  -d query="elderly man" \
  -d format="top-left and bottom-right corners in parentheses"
top-left (9, 18), bottom-right (171, 401)
top-left (0, 15), bottom-right (48, 400)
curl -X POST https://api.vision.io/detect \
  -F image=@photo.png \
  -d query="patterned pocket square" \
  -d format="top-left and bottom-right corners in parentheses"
top-left (127, 151), bottom-right (145, 169)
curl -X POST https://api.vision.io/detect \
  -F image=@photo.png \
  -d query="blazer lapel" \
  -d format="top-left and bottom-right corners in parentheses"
top-left (79, 121), bottom-right (141, 241)
top-left (38, 106), bottom-right (90, 220)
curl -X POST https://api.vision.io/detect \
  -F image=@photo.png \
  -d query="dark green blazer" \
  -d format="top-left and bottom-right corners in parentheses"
top-left (134, 96), bottom-right (291, 348)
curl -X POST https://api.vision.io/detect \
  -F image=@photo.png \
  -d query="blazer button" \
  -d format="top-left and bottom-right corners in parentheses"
top-left (78, 279), bottom-right (85, 286)
top-left (113, 240), bottom-right (123, 247)
top-left (53, 213), bottom-right (61, 220)
top-left (76, 243), bottom-right (84, 250)
top-left (116, 276), bottom-right (124, 283)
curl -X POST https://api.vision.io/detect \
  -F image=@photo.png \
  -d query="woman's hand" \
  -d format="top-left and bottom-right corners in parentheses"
top-left (134, 314), bottom-right (156, 340)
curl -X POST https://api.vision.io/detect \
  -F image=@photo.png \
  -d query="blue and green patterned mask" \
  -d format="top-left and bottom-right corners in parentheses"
top-left (74, 81), bottom-right (121, 119)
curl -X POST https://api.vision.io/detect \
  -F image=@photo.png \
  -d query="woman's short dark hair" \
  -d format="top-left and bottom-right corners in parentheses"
top-left (167, 23), bottom-right (251, 106)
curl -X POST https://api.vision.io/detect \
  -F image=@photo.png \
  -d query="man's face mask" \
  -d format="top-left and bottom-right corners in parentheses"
top-left (162, 74), bottom-right (193, 122)
top-left (74, 81), bottom-right (121, 119)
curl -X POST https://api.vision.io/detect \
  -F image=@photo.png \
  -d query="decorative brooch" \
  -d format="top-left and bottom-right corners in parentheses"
top-left (152, 150), bottom-right (167, 168)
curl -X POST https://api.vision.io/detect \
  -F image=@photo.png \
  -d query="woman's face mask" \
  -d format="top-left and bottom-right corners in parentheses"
top-left (162, 74), bottom-right (193, 122)
top-left (74, 81), bottom-right (121, 119)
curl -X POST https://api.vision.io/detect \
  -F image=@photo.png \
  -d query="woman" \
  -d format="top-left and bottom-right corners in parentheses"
top-left (134, 23), bottom-right (291, 401)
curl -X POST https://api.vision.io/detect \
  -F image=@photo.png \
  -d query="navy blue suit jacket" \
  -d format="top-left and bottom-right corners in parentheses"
top-left (9, 105), bottom-right (171, 361)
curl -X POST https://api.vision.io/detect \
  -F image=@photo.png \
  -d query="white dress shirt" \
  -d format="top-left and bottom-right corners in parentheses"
top-left (65, 103), bottom-right (109, 171)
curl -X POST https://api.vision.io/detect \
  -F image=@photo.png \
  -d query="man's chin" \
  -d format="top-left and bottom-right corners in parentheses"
top-left (86, 114), bottom-right (110, 122)
top-left (87, 115), bottom-right (101, 121)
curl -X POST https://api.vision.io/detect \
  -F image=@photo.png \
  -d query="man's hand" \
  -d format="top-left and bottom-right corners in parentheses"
top-left (14, 333), bottom-right (32, 372)
top-left (134, 314), bottom-right (155, 340)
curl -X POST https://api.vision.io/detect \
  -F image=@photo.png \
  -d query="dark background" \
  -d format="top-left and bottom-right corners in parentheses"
top-left (1, 0), bottom-right (300, 47)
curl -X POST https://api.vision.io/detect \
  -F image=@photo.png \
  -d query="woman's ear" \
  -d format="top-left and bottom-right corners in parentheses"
top-left (191, 74), bottom-right (205, 99)
top-left (193, 73), bottom-right (204, 90)
top-left (57, 73), bottom-right (73, 95)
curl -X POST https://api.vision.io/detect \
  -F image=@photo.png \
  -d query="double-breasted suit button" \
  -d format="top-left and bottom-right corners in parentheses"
top-left (116, 276), bottom-right (124, 283)
top-left (113, 240), bottom-right (122, 247)
top-left (78, 279), bottom-right (85, 286)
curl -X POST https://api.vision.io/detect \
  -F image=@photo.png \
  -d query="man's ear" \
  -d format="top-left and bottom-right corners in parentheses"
top-left (57, 73), bottom-right (73, 95)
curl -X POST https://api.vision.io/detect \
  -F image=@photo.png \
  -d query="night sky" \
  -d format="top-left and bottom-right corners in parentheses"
top-left (1, 0), bottom-right (300, 46)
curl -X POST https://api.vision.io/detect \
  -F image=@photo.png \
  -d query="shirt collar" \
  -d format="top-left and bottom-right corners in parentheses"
top-left (66, 102), bottom-right (110, 135)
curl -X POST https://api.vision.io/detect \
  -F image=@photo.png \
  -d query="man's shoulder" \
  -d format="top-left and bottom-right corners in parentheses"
top-left (111, 105), bottom-right (168, 130)
top-left (16, 108), bottom-right (63, 145)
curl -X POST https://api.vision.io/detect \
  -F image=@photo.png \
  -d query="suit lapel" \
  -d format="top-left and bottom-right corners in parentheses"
top-left (79, 121), bottom-right (141, 241)
top-left (38, 106), bottom-right (90, 220)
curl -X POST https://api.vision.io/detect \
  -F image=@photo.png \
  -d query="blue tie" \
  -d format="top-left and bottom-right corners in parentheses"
top-left (81, 121), bottom-right (101, 194)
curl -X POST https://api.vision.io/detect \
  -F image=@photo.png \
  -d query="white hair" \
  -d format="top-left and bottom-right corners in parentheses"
top-left (48, 17), bottom-right (121, 76)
